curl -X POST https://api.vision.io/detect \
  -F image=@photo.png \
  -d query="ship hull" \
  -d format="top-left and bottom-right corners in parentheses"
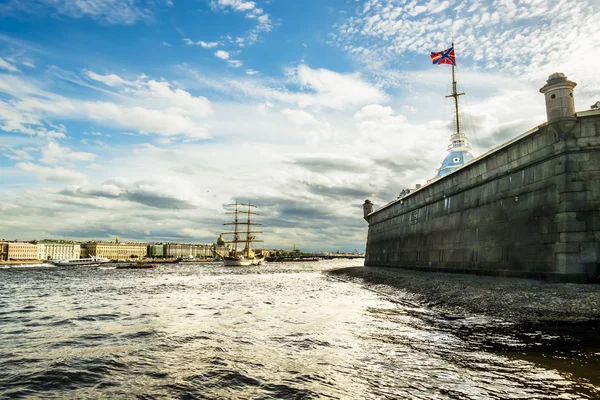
top-left (52, 257), bottom-right (110, 266)
top-left (223, 257), bottom-right (253, 266)
top-left (223, 255), bottom-right (264, 266)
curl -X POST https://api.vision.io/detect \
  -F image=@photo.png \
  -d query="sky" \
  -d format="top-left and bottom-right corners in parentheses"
top-left (0, 0), bottom-right (599, 252)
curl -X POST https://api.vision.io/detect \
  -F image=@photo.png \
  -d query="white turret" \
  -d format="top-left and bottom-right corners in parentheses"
top-left (539, 72), bottom-right (577, 123)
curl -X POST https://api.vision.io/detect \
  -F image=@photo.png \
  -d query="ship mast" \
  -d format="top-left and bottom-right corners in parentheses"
top-left (246, 203), bottom-right (251, 258)
top-left (223, 201), bottom-right (263, 257)
top-left (233, 201), bottom-right (239, 254)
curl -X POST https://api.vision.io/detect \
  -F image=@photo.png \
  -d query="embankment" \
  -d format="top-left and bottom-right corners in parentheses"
top-left (0, 260), bottom-right (44, 265)
top-left (328, 266), bottom-right (600, 322)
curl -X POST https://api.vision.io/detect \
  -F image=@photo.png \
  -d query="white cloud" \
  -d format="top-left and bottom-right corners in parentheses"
top-left (0, 96), bottom-right (68, 138)
top-left (162, 41), bottom-right (172, 47)
top-left (190, 64), bottom-right (386, 111)
top-left (281, 108), bottom-right (321, 127)
top-left (0, 72), bottom-right (214, 141)
top-left (257, 101), bottom-right (273, 114)
top-left (198, 41), bottom-right (219, 48)
top-left (246, 69), bottom-right (259, 75)
top-left (86, 70), bottom-right (128, 86)
top-left (293, 64), bottom-right (386, 109)
top-left (179, 227), bottom-right (215, 239)
top-left (213, 50), bottom-right (243, 67)
top-left (184, 38), bottom-right (219, 48)
top-left (212, 0), bottom-right (257, 12)
top-left (40, 140), bottom-right (96, 165)
top-left (333, 0), bottom-right (600, 94)
top-left (3, 0), bottom-right (152, 25)
top-left (354, 104), bottom-right (394, 120)
top-left (214, 50), bottom-right (230, 60)
top-left (16, 162), bottom-right (87, 182)
top-left (1, 0), bottom-right (151, 24)
top-left (210, 0), bottom-right (272, 45)
top-left (0, 57), bottom-right (20, 73)
top-left (0, 145), bottom-right (32, 161)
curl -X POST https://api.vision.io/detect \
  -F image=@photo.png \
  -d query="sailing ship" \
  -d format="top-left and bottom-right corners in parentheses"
top-left (222, 201), bottom-right (265, 266)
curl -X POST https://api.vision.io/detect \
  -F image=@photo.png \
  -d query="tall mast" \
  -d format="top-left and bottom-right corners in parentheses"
top-left (246, 202), bottom-right (251, 258)
top-left (223, 202), bottom-right (263, 257)
top-left (233, 201), bottom-right (238, 254)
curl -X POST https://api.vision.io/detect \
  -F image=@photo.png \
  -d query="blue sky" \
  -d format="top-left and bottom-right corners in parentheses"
top-left (1, 0), bottom-right (599, 251)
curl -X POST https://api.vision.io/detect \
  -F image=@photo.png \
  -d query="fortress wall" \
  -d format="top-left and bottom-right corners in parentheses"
top-left (365, 112), bottom-right (600, 282)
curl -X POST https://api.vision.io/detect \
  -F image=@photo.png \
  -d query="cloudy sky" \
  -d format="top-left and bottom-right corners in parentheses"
top-left (0, 0), bottom-right (599, 251)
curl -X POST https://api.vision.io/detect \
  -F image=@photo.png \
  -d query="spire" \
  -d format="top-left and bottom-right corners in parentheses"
top-left (434, 43), bottom-right (474, 178)
top-left (444, 42), bottom-right (471, 154)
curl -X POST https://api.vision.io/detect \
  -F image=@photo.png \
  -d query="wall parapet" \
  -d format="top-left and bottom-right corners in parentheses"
top-left (365, 110), bottom-right (600, 283)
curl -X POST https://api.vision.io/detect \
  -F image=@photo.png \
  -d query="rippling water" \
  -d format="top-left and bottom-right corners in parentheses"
top-left (1, 260), bottom-right (599, 399)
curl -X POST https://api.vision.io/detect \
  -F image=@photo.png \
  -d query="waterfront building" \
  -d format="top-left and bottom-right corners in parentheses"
top-left (0, 242), bottom-right (8, 261)
top-left (147, 244), bottom-right (164, 258)
top-left (81, 238), bottom-right (147, 260)
top-left (7, 242), bottom-right (39, 261)
top-left (164, 243), bottom-right (212, 258)
top-left (38, 243), bottom-right (81, 261)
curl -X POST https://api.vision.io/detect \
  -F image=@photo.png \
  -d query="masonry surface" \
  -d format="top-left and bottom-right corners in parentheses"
top-left (364, 110), bottom-right (600, 283)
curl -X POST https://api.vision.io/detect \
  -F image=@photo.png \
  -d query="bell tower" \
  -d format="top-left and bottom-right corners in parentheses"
top-left (539, 72), bottom-right (577, 123)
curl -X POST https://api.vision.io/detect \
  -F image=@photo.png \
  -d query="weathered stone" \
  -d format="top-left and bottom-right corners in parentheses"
top-left (364, 101), bottom-right (600, 282)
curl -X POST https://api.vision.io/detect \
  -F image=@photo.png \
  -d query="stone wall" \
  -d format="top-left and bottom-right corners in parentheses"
top-left (365, 110), bottom-right (600, 282)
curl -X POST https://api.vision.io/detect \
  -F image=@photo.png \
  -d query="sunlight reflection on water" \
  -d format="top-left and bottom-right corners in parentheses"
top-left (0, 260), bottom-right (598, 399)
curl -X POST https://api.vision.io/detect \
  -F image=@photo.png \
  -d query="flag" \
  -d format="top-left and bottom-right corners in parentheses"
top-left (430, 47), bottom-right (456, 65)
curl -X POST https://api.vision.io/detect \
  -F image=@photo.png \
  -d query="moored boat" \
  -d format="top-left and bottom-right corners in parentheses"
top-left (51, 256), bottom-right (110, 266)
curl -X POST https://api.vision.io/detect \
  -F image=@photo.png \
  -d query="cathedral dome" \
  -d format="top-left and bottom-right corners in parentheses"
top-left (216, 234), bottom-right (226, 246)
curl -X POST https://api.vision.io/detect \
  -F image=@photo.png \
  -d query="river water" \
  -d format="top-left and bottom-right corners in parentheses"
top-left (1, 260), bottom-right (599, 399)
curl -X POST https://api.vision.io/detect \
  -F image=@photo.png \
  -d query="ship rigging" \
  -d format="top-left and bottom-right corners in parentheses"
top-left (221, 201), bottom-right (265, 266)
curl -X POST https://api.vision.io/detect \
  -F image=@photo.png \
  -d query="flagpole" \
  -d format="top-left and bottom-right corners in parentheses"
top-left (452, 63), bottom-right (460, 135)
top-left (445, 42), bottom-right (464, 137)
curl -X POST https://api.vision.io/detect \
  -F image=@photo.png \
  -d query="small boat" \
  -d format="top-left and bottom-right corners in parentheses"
top-left (222, 201), bottom-right (265, 267)
top-left (116, 264), bottom-right (156, 269)
top-left (52, 257), bottom-right (110, 266)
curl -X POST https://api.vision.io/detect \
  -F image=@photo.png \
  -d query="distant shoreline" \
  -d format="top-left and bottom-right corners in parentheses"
top-left (0, 260), bottom-right (45, 265)
top-left (327, 266), bottom-right (600, 323)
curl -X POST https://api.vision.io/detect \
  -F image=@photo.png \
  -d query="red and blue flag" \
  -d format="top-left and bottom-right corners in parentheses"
top-left (430, 47), bottom-right (456, 65)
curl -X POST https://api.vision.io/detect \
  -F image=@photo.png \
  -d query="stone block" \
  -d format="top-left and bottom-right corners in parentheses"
top-left (581, 157), bottom-right (600, 171)
top-left (540, 233), bottom-right (560, 244)
top-left (555, 253), bottom-right (579, 272)
top-left (553, 242), bottom-right (580, 253)
top-left (479, 246), bottom-right (503, 263)
top-left (563, 181), bottom-right (587, 192)
top-left (560, 232), bottom-right (594, 242)
top-left (578, 242), bottom-right (599, 263)
top-left (577, 137), bottom-right (590, 147)
top-left (555, 221), bottom-right (587, 232)
top-left (553, 212), bottom-right (578, 223)
top-left (559, 191), bottom-right (589, 203)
